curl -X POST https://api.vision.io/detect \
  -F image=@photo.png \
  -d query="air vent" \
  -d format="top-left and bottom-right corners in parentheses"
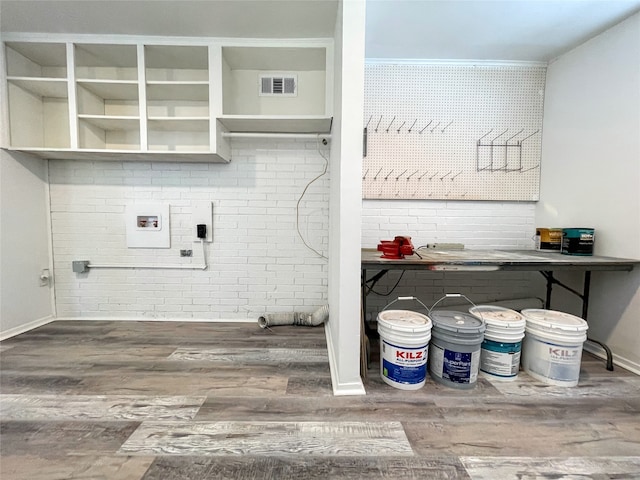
top-left (259, 73), bottom-right (297, 96)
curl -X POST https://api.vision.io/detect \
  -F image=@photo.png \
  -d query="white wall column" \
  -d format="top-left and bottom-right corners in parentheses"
top-left (327, 0), bottom-right (366, 395)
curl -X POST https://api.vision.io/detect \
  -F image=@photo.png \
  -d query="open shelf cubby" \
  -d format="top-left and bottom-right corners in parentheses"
top-left (144, 45), bottom-right (209, 151)
top-left (218, 46), bottom-right (331, 133)
top-left (5, 42), bottom-right (70, 148)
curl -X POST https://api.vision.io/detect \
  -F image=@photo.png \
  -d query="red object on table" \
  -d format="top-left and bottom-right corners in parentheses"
top-left (377, 236), bottom-right (415, 259)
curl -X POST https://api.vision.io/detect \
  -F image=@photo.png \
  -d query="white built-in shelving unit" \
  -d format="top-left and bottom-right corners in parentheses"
top-left (1, 36), bottom-right (334, 162)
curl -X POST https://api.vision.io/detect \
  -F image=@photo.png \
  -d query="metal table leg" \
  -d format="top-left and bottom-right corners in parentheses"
top-left (539, 270), bottom-right (613, 371)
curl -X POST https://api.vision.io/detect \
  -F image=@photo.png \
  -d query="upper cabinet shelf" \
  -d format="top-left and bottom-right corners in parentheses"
top-left (218, 45), bottom-right (332, 133)
top-left (2, 37), bottom-right (333, 161)
top-left (4, 42), bottom-right (70, 149)
top-left (75, 43), bottom-right (138, 80)
top-left (146, 82), bottom-right (209, 101)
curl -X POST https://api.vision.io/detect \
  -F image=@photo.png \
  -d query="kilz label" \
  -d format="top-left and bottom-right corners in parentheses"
top-left (396, 351), bottom-right (423, 360)
top-left (548, 346), bottom-right (581, 363)
top-left (381, 340), bottom-right (428, 385)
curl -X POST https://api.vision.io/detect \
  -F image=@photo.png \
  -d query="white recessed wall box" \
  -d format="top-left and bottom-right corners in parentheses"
top-left (192, 201), bottom-right (213, 242)
top-left (125, 204), bottom-right (170, 248)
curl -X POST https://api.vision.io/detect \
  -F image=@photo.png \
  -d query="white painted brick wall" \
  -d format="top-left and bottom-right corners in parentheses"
top-left (50, 139), bottom-right (330, 320)
top-left (362, 200), bottom-right (541, 318)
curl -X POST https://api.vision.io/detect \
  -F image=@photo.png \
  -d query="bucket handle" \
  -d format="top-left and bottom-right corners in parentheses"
top-left (382, 296), bottom-right (430, 313)
top-left (428, 293), bottom-right (483, 322)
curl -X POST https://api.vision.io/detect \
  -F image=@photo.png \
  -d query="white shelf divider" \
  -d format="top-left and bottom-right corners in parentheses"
top-left (67, 42), bottom-right (78, 150)
top-left (6, 77), bottom-right (68, 98)
top-left (147, 117), bottom-right (209, 131)
top-left (76, 79), bottom-right (139, 100)
top-left (78, 114), bottom-right (141, 131)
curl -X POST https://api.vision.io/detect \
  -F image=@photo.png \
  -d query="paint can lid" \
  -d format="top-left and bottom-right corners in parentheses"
top-left (378, 310), bottom-right (432, 333)
top-left (469, 305), bottom-right (526, 328)
top-left (521, 309), bottom-right (589, 332)
top-left (430, 310), bottom-right (486, 334)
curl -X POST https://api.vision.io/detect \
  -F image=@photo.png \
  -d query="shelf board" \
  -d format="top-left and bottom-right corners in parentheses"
top-left (3, 147), bottom-right (229, 163)
top-left (7, 77), bottom-right (68, 98)
top-left (78, 115), bottom-right (140, 131)
top-left (6, 42), bottom-right (67, 70)
top-left (146, 82), bottom-right (209, 101)
top-left (77, 80), bottom-right (139, 100)
top-left (145, 45), bottom-right (209, 70)
top-left (148, 117), bottom-right (209, 131)
top-left (222, 47), bottom-right (326, 71)
top-left (218, 115), bottom-right (332, 133)
top-left (75, 44), bottom-right (138, 69)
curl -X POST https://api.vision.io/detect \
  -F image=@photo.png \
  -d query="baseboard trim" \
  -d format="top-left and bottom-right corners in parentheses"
top-left (324, 323), bottom-right (366, 396)
top-left (54, 316), bottom-right (255, 323)
top-left (0, 315), bottom-right (56, 340)
top-left (584, 343), bottom-right (640, 375)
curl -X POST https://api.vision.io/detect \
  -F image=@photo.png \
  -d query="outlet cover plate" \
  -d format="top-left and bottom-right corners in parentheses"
top-left (192, 201), bottom-right (213, 243)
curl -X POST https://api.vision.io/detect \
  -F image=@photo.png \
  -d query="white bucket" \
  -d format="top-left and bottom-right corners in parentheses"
top-left (521, 309), bottom-right (588, 387)
top-left (469, 305), bottom-right (526, 381)
top-left (378, 310), bottom-right (432, 390)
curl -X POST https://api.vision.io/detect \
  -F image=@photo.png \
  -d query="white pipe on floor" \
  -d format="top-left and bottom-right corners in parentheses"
top-left (258, 304), bottom-right (329, 328)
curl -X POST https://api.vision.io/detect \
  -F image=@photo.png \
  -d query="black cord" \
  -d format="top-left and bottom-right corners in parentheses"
top-left (365, 270), bottom-right (405, 296)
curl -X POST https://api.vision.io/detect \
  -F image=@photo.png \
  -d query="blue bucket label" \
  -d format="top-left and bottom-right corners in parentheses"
top-left (430, 344), bottom-right (479, 384)
top-left (481, 339), bottom-right (522, 377)
top-left (381, 340), bottom-right (428, 385)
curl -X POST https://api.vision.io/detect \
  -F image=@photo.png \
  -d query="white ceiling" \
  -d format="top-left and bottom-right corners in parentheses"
top-left (1, 0), bottom-right (639, 63)
top-left (365, 0), bottom-right (640, 62)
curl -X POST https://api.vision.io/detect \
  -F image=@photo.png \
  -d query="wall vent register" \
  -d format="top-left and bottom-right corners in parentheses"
top-left (260, 73), bottom-right (297, 96)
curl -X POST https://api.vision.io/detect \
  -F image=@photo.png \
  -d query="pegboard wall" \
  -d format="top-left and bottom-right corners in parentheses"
top-left (363, 63), bottom-right (546, 201)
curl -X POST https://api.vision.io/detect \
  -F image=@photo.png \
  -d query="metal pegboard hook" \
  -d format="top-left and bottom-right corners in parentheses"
top-left (375, 115), bottom-right (383, 133)
top-left (505, 128), bottom-right (524, 144)
top-left (519, 129), bottom-right (540, 144)
top-left (419, 120), bottom-right (433, 134)
top-left (491, 128), bottom-right (509, 143)
top-left (386, 116), bottom-right (396, 133)
top-left (477, 128), bottom-right (494, 144)
top-left (440, 120), bottom-right (454, 133)
top-left (395, 169), bottom-right (408, 181)
top-left (406, 169), bottom-right (419, 180)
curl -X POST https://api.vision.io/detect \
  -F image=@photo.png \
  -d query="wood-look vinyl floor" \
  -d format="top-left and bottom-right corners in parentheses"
top-left (1, 320), bottom-right (639, 479)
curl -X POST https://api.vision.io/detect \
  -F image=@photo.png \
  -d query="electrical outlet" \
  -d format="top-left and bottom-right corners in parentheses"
top-left (192, 201), bottom-right (213, 242)
top-left (180, 249), bottom-right (193, 257)
top-left (40, 269), bottom-right (50, 286)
